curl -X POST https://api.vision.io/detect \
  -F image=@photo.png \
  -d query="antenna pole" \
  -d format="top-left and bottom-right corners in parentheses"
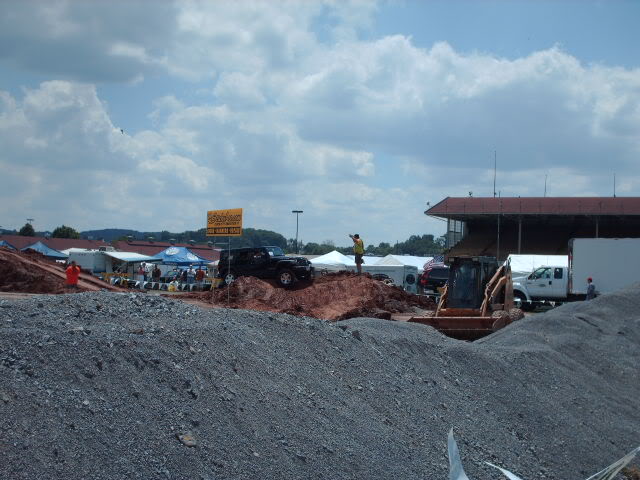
top-left (544, 174), bottom-right (547, 197)
top-left (613, 173), bottom-right (616, 198)
top-left (493, 150), bottom-right (497, 197)
top-left (496, 192), bottom-right (501, 260)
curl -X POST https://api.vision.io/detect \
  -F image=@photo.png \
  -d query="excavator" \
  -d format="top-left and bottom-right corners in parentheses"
top-left (392, 256), bottom-right (522, 340)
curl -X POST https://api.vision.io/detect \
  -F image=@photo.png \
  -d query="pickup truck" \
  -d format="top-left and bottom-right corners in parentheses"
top-left (512, 265), bottom-right (572, 309)
top-left (512, 238), bottom-right (640, 310)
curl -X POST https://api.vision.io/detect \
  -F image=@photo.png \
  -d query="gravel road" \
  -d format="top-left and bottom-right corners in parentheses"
top-left (1, 286), bottom-right (638, 479)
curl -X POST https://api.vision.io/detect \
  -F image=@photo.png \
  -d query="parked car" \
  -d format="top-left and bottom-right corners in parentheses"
top-left (217, 246), bottom-right (314, 287)
top-left (420, 264), bottom-right (450, 292)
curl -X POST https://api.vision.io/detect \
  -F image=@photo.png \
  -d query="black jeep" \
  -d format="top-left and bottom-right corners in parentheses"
top-left (217, 246), bottom-right (314, 287)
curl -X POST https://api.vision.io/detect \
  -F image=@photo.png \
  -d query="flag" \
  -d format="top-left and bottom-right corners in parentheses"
top-left (424, 254), bottom-right (445, 270)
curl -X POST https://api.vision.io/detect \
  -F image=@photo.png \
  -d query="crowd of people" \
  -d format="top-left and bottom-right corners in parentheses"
top-left (135, 262), bottom-right (209, 289)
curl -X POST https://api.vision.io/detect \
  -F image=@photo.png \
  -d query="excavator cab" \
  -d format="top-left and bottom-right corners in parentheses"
top-left (446, 256), bottom-right (498, 309)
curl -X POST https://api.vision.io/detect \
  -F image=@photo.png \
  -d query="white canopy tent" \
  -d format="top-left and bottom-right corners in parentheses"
top-left (374, 254), bottom-right (434, 272)
top-left (310, 250), bottom-right (356, 273)
top-left (507, 254), bottom-right (568, 277)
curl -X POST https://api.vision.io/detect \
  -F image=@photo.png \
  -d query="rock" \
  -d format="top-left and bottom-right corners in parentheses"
top-left (177, 433), bottom-right (197, 447)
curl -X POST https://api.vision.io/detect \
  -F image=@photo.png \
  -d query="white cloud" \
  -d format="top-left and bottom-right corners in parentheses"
top-left (1, 1), bottom-right (639, 245)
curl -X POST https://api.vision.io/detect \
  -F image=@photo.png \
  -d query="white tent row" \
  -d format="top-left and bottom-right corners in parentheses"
top-left (374, 254), bottom-right (434, 271)
top-left (311, 251), bottom-right (435, 273)
top-left (310, 251), bottom-right (419, 292)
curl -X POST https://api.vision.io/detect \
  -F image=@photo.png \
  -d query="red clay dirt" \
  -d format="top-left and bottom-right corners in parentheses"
top-left (190, 272), bottom-right (435, 321)
top-left (0, 247), bottom-right (122, 294)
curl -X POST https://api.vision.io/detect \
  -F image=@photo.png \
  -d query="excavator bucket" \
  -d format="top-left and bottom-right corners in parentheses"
top-left (397, 311), bottom-right (513, 341)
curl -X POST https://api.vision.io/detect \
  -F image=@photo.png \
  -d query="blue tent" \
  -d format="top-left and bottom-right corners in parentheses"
top-left (155, 246), bottom-right (208, 266)
top-left (21, 241), bottom-right (68, 259)
top-left (0, 240), bottom-right (16, 249)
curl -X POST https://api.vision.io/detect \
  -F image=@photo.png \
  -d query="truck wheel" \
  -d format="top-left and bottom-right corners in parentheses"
top-left (514, 292), bottom-right (533, 311)
top-left (222, 271), bottom-right (236, 286)
top-left (277, 269), bottom-right (295, 287)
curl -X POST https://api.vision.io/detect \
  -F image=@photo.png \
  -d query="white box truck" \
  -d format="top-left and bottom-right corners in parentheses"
top-left (68, 250), bottom-right (111, 273)
top-left (512, 238), bottom-right (640, 309)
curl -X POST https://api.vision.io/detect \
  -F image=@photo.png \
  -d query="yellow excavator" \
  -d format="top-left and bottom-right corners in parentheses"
top-left (393, 256), bottom-right (523, 340)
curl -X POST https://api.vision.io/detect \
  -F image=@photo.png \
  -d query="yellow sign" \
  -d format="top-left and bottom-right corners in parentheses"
top-left (207, 208), bottom-right (243, 236)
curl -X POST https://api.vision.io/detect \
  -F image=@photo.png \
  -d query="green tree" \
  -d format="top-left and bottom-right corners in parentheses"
top-left (19, 223), bottom-right (35, 236)
top-left (52, 225), bottom-right (80, 239)
top-left (302, 242), bottom-right (334, 255)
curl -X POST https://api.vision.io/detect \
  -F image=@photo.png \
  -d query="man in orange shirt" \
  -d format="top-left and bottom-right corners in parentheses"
top-left (195, 267), bottom-right (206, 289)
top-left (65, 260), bottom-right (81, 290)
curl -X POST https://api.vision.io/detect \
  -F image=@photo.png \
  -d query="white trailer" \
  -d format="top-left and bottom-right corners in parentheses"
top-left (68, 250), bottom-right (112, 273)
top-left (512, 238), bottom-right (640, 309)
top-left (68, 249), bottom-right (161, 276)
top-left (568, 238), bottom-right (640, 295)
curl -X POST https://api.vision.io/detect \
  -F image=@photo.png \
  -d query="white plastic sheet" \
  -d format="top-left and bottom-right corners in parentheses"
top-left (448, 429), bottom-right (639, 480)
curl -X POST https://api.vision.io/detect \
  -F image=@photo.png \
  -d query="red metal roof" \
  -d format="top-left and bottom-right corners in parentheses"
top-left (426, 197), bottom-right (640, 217)
top-left (111, 241), bottom-right (220, 262)
top-left (0, 235), bottom-right (220, 261)
top-left (0, 235), bottom-right (109, 251)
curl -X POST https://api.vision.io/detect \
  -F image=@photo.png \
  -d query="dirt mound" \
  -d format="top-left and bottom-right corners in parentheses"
top-left (204, 272), bottom-right (434, 320)
top-left (0, 248), bottom-right (120, 294)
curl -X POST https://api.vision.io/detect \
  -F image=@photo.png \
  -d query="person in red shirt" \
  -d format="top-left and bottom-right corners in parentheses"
top-left (65, 260), bottom-right (81, 289)
top-left (195, 267), bottom-right (206, 289)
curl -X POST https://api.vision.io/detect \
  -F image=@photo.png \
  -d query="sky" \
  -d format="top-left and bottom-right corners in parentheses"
top-left (1, 0), bottom-right (639, 247)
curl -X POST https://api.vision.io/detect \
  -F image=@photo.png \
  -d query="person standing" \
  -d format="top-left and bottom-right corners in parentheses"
top-left (137, 263), bottom-right (146, 288)
top-left (586, 277), bottom-right (596, 300)
top-left (65, 260), bottom-right (81, 290)
top-left (152, 265), bottom-right (161, 282)
top-left (195, 267), bottom-right (205, 289)
top-left (349, 233), bottom-right (365, 275)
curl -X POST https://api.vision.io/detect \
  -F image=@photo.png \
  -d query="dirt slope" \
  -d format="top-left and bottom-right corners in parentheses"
top-left (0, 247), bottom-right (121, 293)
top-left (200, 272), bottom-right (435, 320)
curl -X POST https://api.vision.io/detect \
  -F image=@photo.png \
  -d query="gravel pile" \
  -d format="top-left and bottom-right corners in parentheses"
top-left (1, 287), bottom-right (638, 479)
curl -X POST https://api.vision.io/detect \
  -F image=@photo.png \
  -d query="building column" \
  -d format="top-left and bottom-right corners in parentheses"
top-left (595, 218), bottom-right (599, 238)
top-left (518, 217), bottom-right (522, 254)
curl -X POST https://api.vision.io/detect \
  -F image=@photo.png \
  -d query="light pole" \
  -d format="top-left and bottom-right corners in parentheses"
top-left (292, 210), bottom-right (303, 254)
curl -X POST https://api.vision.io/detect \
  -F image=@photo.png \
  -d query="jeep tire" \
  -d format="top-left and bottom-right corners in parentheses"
top-left (277, 269), bottom-right (296, 287)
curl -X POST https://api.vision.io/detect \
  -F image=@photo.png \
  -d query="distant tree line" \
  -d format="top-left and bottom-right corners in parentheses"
top-left (12, 223), bottom-right (445, 256)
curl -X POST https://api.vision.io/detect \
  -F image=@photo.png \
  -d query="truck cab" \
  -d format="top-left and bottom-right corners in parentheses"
top-left (512, 265), bottom-right (568, 308)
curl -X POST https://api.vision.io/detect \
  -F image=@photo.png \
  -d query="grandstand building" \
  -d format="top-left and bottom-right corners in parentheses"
top-left (426, 197), bottom-right (640, 260)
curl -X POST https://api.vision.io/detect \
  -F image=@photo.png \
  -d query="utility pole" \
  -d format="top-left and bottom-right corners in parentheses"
top-left (292, 210), bottom-right (303, 254)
